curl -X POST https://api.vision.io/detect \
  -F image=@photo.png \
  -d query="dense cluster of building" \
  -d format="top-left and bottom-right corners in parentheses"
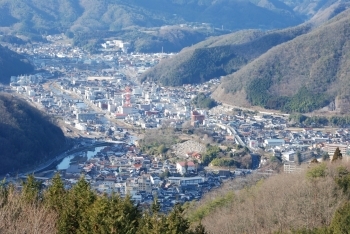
top-left (4, 34), bottom-right (350, 208)
top-left (56, 143), bottom-right (225, 212)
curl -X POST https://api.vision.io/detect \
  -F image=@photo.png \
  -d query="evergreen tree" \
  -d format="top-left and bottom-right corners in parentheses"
top-left (330, 201), bottom-right (350, 233)
top-left (44, 172), bottom-right (66, 213)
top-left (21, 174), bottom-right (42, 203)
top-left (151, 198), bottom-right (161, 214)
top-left (78, 195), bottom-right (110, 234)
top-left (165, 204), bottom-right (191, 234)
top-left (332, 147), bottom-right (343, 162)
top-left (193, 222), bottom-right (208, 234)
top-left (58, 176), bottom-right (96, 234)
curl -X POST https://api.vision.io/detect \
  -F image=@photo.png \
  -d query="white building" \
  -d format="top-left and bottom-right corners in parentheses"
top-left (176, 161), bottom-right (196, 175)
top-left (168, 177), bottom-right (204, 186)
top-left (264, 139), bottom-right (285, 148)
top-left (282, 151), bottom-right (296, 162)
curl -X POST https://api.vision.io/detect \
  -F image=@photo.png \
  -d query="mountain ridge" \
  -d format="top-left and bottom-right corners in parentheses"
top-left (0, 45), bottom-right (34, 84)
top-left (213, 8), bottom-right (350, 113)
top-left (140, 25), bottom-right (312, 85)
top-left (0, 93), bottom-right (66, 175)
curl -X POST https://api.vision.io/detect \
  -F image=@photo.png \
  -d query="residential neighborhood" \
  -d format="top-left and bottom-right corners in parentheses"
top-left (3, 34), bottom-right (350, 212)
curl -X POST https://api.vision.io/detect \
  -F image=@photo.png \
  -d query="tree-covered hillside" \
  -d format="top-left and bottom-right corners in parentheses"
top-left (0, 0), bottom-right (307, 36)
top-left (1, 0), bottom-right (346, 53)
top-left (3, 159), bottom-right (350, 233)
top-left (0, 45), bottom-right (34, 84)
top-left (141, 25), bottom-right (311, 85)
top-left (213, 8), bottom-right (350, 113)
top-left (0, 174), bottom-right (206, 233)
top-left (0, 93), bottom-right (66, 175)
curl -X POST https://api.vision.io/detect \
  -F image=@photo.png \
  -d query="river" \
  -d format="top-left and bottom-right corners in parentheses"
top-left (56, 146), bottom-right (106, 170)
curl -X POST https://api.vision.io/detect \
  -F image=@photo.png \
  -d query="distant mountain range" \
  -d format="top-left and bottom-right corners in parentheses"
top-left (0, 93), bottom-right (66, 175)
top-left (143, 1), bottom-right (350, 113)
top-left (0, 0), bottom-right (343, 52)
top-left (140, 25), bottom-right (311, 85)
top-left (0, 0), bottom-right (306, 34)
top-left (0, 45), bottom-right (34, 84)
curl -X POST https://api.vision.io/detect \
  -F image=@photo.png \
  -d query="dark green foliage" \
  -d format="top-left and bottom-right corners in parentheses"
top-left (330, 201), bottom-right (350, 233)
top-left (332, 147), bottom-right (343, 162)
top-left (58, 177), bottom-right (97, 233)
top-left (0, 94), bottom-right (66, 175)
top-left (335, 166), bottom-right (350, 194)
top-left (12, 175), bottom-right (206, 233)
top-left (78, 194), bottom-right (140, 234)
top-left (44, 173), bottom-right (66, 212)
top-left (246, 76), bottom-right (273, 107)
top-left (0, 45), bottom-right (34, 84)
top-left (192, 93), bottom-right (217, 109)
top-left (21, 174), bottom-right (42, 203)
top-left (289, 114), bottom-right (350, 127)
top-left (247, 79), bottom-right (330, 113)
top-left (165, 204), bottom-right (192, 234)
top-left (282, 87), bottom-right (330, 113)
top-left (202, 145), bottom-right (221, 166)
top-left (210, 158), bottom-right (238, 167)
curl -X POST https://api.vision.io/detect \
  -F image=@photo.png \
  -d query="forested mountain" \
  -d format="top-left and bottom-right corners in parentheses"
top-left (141, 0), bottom-right (350, 84)
top-left (0, 45), bottom-right (33, 84)
top-left (212, 8), bottom-right (350, 113)
top-left (0, 93), bottom-right (65, 175)
top-left (0, 0), bottom-right (306, 35)
top-left (140, 25), bottom-right (311, 85)
top-left (0, 0), bottom-right (346, 52)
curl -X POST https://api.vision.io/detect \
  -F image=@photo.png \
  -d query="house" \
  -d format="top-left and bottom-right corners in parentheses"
top-left (176, 161), bottom-right (196, 175)
top-left (168, 177), bottom-right (204, 186)
top-left (264, 139), bottom-right (285, 148)
top-left (282, 151), bottom-right (296, 162)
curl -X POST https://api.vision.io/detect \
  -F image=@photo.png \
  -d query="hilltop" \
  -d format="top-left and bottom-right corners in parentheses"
top-left (141, 0), bottom-right (350, 84)
top-left (140, 25), bottom-right (311, 85)
top-left (0, 93), bottom-right (66, 175)
top-left (213, 8), bottom-right (350, 113)
top-left (0, 45), bottom-right (34, 84)
top-left (1, 0), bottom-right (347, 53)
top-left (0, 0), bottom-right (306, 35)
top-left (0, 0), bottom-right (342, 53)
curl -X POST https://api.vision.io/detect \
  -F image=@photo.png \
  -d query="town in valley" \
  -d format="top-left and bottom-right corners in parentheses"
top-left (2, 34), bottom-right (349, 212)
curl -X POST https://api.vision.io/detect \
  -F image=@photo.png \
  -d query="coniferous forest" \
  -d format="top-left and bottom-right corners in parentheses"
top-left (3, 161), bottom-right (350, 233)
top-left (0, 174), bottom-right (206, 234)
